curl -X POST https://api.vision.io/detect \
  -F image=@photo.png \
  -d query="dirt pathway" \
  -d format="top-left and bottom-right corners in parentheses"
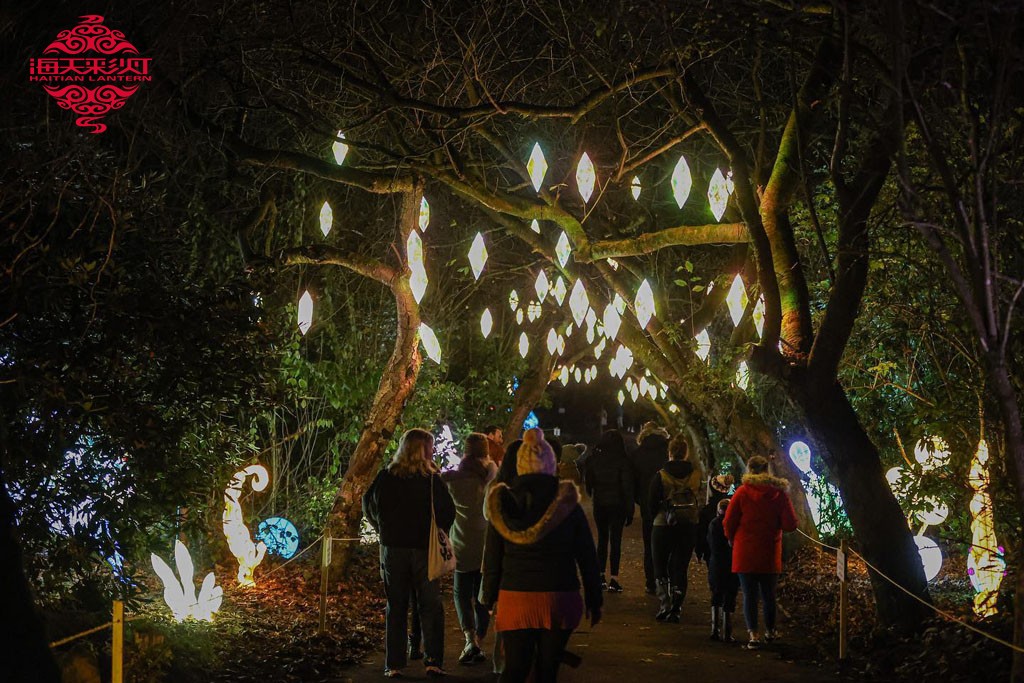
top-left (340, 506), bottom-right (839, 682)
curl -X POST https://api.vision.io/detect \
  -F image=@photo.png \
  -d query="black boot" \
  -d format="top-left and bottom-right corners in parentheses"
top-left (723, 611), bottom-right (736, 643)
top-left (665, 589), bottom-right (684, 623)
top-left (709, 607), bottom-right (721, 640)
top-left (654, 579), bottom-right (671, 621)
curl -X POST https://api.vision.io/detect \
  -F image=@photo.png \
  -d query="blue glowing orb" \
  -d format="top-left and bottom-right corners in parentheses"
top-left (523, 411), bottom-right (540, 430)
top-left (257, 517), bottom-right (300, 559)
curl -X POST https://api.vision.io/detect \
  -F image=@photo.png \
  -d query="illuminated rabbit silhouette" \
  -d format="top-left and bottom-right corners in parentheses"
top-left (222, 464), bottom-right (269, 587)
top-left (150, 540), bottom-right (223, 621)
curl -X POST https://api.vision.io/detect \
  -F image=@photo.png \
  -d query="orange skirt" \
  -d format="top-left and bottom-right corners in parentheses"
top-left (493, 589), bottom-right (583, 632)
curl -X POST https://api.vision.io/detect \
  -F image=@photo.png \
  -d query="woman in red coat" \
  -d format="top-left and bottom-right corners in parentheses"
top-left (723, 455), bottom-right (797, 650)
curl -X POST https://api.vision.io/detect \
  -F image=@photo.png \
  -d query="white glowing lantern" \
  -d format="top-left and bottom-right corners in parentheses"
top-left (527, 300), bottom-right (542, 322)
top-left (407, 231), bottom-right (428, 304)
top-left (647, 382), bottom-right (658, 401)
top-left (584, 367), bottom-right (593, 384)
top-left (914, 536), bottom-right (943, 581)
top-left (319, 200), bottom-right (333, 237)
top-left (569, 279), bottom-right (590, 326)
top-left (639, 376), bottom-right (650, 397)
top-left (885, 467), bottom-right (904, 488)
top-left (556, 334), bottom-right (566, 355)
top-left (530, 219), bottom-right (541, 234)
top-left (546, 328), bottom-right (558, 355)
top-left (480, 309), bottom-right (493, 338)
top-left (668, 404), bottom-right (679, 413)
top-left (418, 323), bottom-right (441, 364)
top-left (151, 540), bottom-right (223, 622)
top-left (586, 324), bottom-right (595, 344)
top-left (617, 390), bottom-right (625, 405)
top-left (509, 289), bottom-right (520, 311)
top-left (516, 308), bottom-right (524, 325)
top-left (576, 152), bottom-right (596, 203)
top-left (594, 337), bottom-right (607, 359)
top-left (552, 277), bottom-right (567, 306)
top-left (603, 303), bottom-right (622, 340)
top-left (914, 436), bottom-right (950, 471)
top-left (606, 258), bottom-right (620, 270)
top-left (298, 291), bottom-right (314, 335)
top-left (559, 365), bottom-right (570, 386)
top-left (613, 293), bottom-right (627, 315)
top-left (585, 307), bottom-right (597, 329)
top-left (418, 196), bottom-right (430, 232)
top-left (631, 175), bottom-right (641, 200)
top-left (556, 231), bottom-right (572, 268)
top-left (671, 155), bottom-right (692, 208)
top-left (635, 279), bottom-right (655, 328)
top-left (695, 329), bottom-right (711, 362)
top-left (534, 270), bottom-right (550, 302)
top-left (752, 296), bottom-right (765, 338)
top-left (788, 441), bottom-right (812, 475)
top-left (223, 465), bottom-right (270, 587)
top-left (625, 377), bottom-right (635, 392)
top-left (735, 361), bottom-right (750, 390)
top-left (574, 366), bottom-right (582, 383)
top-left (915, 497), bottom-right (950, 526)
top-left (726, 275), bottom-right (748, 326)
top-left (630, 383), bottom-right (640, 402)
top-left (332, 130), bottom-right (348, 165)
top-left (968, 439), bottom-right (1004, 616)
top-left (518, 332), bottom-right (530, 358)
top-left (708, 168), bottom-right (730, 221)
top-left (469, 232), bottom-right (488, 280)
top-left (527, 143), bottom-right (548, 193)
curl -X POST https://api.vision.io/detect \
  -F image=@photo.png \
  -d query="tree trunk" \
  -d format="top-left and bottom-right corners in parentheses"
top-left (326, 191), bottom-right (423, 572)
top-left (0, 467), bottom-right (61, 683)
top-left (982, 353), bottom-right (1024, 680)
top-left (503, 344), bottom-right (558, 448)
top-left (794, 377), bottom-right (931, 630)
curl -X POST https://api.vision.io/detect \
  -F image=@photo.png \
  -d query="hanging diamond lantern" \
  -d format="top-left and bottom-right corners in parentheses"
top-left (530, 219), bottom-right (541, 234)
top-left (552, 277), bottom-right (567, 305)
top-left (603, 303), bottom-right (622, 339)
top-left (509, 289), bottom-right (519, 311)
top-left (546, 328), bottom-right (558, 355)
top-left (631, 176), bottom-right (641, 200)
top-left (576, 152), bottom-right (596, 203)
top-left (708, 168), bottom-right (730, 221)
top-left (635, 279), bottom-right (655, 328)
top-left (480, 309), bottom-right (493, 338)
top-left (319, 201), bottom-right (333, 237)
top-left (298, 291), bottom-right (313, 335)
top-left (535, 271), bottom-right (550, 302)
top-left (332, 131), bottom-right (348, 165)
top-left (726, 275), bottom-right (748, 326)
top-left (418, 197), bottom-right (430, 232)
top-left (518, 332), bottom-right (529, 358)
top-left (695, 329), bottom-right (711, 362)
top-left (555, 231), bottom-right (572, 268)
top-left (419, 323), bottom-right (441, 364)
top-left (569, 279), bottom-right (590, 326)
top-left (671, 155), bottom-right (692, 208)
top-left (527, 143), bottom-right (548, 193)
top-left (468, 233), bottom-right (488, 280)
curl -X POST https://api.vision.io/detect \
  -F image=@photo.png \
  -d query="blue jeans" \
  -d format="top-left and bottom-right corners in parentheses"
top-left (453, 570), bottom-right (489, 638)
top-left (738, 572), bottom-right (778, 633)
top-left (380, 546), bottom-right (444, 669)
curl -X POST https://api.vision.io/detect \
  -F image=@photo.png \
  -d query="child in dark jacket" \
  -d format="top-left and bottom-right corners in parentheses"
top-left (707, 497), bottom-right (739, 642)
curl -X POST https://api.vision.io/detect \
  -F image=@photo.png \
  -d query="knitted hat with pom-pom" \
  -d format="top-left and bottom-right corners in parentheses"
top-left (516, 428), bottom-right (557, 476)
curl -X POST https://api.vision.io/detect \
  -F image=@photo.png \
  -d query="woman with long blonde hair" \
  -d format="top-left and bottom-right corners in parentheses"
top-left (364, 429), bottom-right (456, 677)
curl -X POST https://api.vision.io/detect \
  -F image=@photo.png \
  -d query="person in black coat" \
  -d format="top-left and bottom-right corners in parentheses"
top-left (706, 497), bottom-right (739, 642)
top-left (631, 422), bottom-right (670, 594)
top-left (584, 430), bottom-right (634, 592)
top-left (481, 428), bottom-right (602, 683)
top-left (695, 474), bottom-right (735, 564)
top-left (363, 428), bottom-right (456, 678)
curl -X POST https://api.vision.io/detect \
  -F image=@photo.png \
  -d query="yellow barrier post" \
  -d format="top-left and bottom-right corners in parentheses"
top-left (838, 540), bottom-right (848, 661)
top-left (112, 600), bottom-right (124, 683)
top-left (319, 534), bottom-right (331, 634)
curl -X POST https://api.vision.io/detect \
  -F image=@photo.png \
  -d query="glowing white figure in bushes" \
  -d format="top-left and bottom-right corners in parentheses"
top-left (151, 540), bottom-right (223, 621)
top-left (222, 464), bottom-right (270, 587)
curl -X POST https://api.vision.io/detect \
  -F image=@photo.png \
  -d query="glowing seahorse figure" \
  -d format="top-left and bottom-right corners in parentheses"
top-left (223, 464), bottom-right (269, 587)
top-left (967, 440), bottom-right (1005, 617)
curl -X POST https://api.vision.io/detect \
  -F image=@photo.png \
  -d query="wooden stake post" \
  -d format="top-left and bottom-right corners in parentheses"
top-left (837, 540), bottom-right (848, 661)
top-left (319, 534), bottom-right (331, 634)
top-left (112, 600), bottom-right (124, 683)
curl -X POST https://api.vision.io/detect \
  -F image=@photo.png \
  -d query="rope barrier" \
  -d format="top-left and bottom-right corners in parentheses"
top-left (49, 621), bottom-right (115, 648)
top-left (796, 527), bottom-right (840, 552)
top-left (793, 528), bottom-right (1023, 654)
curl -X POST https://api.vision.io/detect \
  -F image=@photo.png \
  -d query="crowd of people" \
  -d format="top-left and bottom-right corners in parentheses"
top-left (361, 421), bottom-right (799, 681)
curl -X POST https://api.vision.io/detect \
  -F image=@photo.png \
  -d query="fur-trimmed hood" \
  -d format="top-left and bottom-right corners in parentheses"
top-left (485, 477), bottom-right (580, 545)
top-left (741, 472), bottom-right (790, 491)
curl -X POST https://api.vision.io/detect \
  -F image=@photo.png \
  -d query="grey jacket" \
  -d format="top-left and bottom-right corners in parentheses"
top-left (442, 460), bottom-right (498, 572)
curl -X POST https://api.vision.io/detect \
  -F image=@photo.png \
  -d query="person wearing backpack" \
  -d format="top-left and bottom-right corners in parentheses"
top-left (646, 435), bottom-right (703, 622)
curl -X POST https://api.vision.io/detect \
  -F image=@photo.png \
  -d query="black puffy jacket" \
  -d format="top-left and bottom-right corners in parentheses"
top-left (631, 433), bottom-right (669, 512)
top-left (585, 445), bottom-right (635, 513)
